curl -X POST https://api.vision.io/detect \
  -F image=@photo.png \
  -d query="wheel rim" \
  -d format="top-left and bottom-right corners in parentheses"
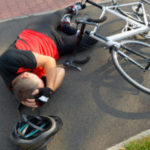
top-left (112, 40), bottom-right (150, 94)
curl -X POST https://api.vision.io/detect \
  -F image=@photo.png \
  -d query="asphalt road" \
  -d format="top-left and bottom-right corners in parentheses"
top-left (1, 1), bottom-right (150, 150)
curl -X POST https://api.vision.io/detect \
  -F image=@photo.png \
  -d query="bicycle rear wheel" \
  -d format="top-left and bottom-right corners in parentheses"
top-left (111, 40), bottom-right (150, 94)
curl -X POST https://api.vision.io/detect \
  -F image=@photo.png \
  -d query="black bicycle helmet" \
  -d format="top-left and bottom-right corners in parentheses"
top-left (10, 114), bottom-right (63, 150)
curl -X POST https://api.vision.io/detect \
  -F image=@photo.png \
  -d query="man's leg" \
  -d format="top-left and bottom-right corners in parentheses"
top-left (46, 2), bottom-right (86, 29)
top-left (25, 2), bottom-right (86, 32)
top-left (25, 9), bottom-right (68, 31)
top-left (54, 67), bottom-right (65, 90)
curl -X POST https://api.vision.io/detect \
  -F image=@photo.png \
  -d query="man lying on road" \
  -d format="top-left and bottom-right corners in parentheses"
top-left (0, 2), bottom-right (97, 108)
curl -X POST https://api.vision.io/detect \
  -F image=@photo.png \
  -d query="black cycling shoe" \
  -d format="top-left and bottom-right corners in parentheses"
top-left (66, 2), bottom-right (86, 15)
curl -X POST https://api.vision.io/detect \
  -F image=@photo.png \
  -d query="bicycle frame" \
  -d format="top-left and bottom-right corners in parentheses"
top-left (142, 0), bottom-right (150, 5)
top-left (85, 0), bottom-right (149, 44)
top-left (81, 0), bottom-right (150, 70)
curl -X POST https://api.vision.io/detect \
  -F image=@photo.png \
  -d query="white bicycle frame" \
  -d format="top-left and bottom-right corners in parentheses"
top-left (80, 0), bottom-right (150, 70)
top-left (79, 0), bottom-right (150, 93)
top-left (83, 0), bottom-right (149, 47)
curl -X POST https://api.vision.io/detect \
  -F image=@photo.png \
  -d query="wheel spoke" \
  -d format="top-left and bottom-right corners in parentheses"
top-left (112, 40), bottom-right (150, 94)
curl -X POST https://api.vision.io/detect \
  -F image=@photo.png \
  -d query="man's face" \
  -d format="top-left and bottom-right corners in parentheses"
top-left (12, 72), bottom-right (44, 88)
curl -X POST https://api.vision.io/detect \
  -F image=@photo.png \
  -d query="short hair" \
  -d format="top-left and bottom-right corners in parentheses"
top-left (12, 77), bottom-right (40, 101)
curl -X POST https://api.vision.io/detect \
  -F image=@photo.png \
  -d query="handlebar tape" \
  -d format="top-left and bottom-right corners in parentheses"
top-left (87, 16), bottom-right (107, 23)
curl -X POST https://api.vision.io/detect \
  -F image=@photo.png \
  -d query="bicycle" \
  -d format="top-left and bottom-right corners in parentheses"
top-left (112, 0), bottom-right (150, 38)
top-left (66, 0), bottom-right (150, 94)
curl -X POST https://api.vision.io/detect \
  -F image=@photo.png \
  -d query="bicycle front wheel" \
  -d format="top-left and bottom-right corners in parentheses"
top-left (111, 40), bottom-right (150, 94)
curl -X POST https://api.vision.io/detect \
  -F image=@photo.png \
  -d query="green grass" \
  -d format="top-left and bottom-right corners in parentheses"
top-left (124, 135), bottom-right (150, 150)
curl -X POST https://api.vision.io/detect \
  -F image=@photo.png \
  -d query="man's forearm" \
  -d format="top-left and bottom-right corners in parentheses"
top-left (32, 52), bottom-right (57, 91)
top-left (44, 58), bottom-right (57, 91)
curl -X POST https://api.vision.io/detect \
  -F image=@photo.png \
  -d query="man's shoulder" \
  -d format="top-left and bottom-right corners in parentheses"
top-left (1, 48), bottom-right (19, 60)
top-left (0, 47), bottom-right (36, 67)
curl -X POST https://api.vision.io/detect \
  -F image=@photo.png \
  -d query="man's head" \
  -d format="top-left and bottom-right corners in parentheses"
top-left (12, 72), bottom-right (44, 101)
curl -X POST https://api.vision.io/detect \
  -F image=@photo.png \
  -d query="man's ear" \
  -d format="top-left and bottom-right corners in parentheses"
top-left (20, 72), bottom-right (30, 78)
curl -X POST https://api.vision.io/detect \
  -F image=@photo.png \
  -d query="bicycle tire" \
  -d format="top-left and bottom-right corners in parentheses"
top-left (111, 0), bottom-right (146, 24)
top-left (111, 40), bottom-right (150, 94)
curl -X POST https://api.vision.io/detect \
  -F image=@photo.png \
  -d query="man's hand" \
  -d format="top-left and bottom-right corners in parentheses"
top-left (34, 87), bottom-right (54, 103)
top-left (33, 52), bottom-right (57, 92)
top-left (21, 87), bottom-right (53, 108)
top-left (21, 99), bottom-right (39, 108)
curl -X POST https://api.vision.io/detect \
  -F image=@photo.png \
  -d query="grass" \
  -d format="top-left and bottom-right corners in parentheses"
top-left (124, 135), bottom-right (150, 150)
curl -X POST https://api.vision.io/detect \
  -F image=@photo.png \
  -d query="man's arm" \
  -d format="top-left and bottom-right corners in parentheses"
top-left (32, 52), bottom-right (57, 91)
top-left (22, 52), bottom-right (65, 108)
top-left (23, 52), bottom-right (57, 108)
top-left (24, 66), bottom-right (65, 108)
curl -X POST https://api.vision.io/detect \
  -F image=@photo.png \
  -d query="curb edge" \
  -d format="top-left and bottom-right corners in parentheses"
top-left (106, 129), bottom-right (150, 150)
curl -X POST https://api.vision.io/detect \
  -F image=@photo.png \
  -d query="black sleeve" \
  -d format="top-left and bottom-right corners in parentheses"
top-left (0, 48), bottom-right (37, 73)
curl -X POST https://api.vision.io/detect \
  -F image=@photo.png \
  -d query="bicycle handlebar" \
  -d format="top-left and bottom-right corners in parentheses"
top-left (75, 16), bottom-right (107, 25)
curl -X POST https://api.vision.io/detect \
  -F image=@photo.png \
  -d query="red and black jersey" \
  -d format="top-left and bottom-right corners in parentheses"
top-left (16, 29), bottom-right (59, 60)
top-left (0, 48), bottom-right (37, 88)
top-left (0, 29), bottom-right (59, 88)
top-left (16, 29), bottom-right (59, 78)
top-left (0, 15), bottom-right (79, 88)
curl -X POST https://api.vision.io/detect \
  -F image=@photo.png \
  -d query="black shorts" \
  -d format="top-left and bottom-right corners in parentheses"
top-left (25, 9), bottom-right (97, 56)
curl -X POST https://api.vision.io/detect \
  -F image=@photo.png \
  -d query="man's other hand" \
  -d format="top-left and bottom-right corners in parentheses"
top-left (21, 99), bottom-right (39, 108)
